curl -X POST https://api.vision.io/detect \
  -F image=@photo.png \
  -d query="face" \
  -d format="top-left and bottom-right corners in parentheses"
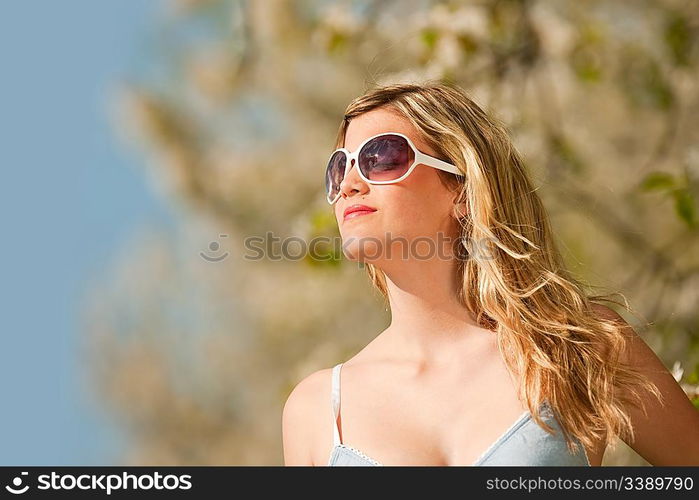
top-left (333, 107), bottom-right (462, 264)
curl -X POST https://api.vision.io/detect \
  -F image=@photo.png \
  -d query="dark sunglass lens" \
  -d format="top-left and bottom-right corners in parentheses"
top-left (358, 135), bottom-right (413, 181)
top-left (325, 150), bottom-right (347, 201)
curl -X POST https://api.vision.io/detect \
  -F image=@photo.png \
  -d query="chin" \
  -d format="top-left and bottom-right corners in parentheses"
top-left (340, 220), bottom-right (381, 240)
top-left (340, 234), bottom-right (385, 263)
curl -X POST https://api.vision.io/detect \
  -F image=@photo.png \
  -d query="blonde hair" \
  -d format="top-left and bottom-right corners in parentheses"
top-left (332, 81), bottom-right (663, 455)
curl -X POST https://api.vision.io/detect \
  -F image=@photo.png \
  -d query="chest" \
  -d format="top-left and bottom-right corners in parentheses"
top-left (329, 367), bottom-right (531, 465)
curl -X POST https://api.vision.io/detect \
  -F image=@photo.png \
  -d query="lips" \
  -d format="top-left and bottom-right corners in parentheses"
top-left (343, 204), bottom-right (377, 220)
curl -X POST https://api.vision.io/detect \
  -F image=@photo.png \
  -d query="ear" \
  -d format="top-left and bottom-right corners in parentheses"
top-left (451, 201), bottom-right (468, 220)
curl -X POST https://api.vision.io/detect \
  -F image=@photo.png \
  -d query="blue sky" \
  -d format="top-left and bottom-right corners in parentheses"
top-left (0, 0), bottom-right (173, 464)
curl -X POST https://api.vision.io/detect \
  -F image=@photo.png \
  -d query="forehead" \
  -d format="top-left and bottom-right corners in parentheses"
top-left (343, 107), bottom-right (429, 153)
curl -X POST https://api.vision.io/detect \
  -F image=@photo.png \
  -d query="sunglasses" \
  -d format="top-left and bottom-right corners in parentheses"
top-left (325, 132), bottom-right (463, 204)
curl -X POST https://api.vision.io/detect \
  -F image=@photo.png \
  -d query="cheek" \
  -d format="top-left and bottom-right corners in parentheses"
top-left (334, 205), bottom-right (343, 224)
top-left (381, 186), bottom-right (450, 236)
top-left (386, 171), bottom-right (452, 232)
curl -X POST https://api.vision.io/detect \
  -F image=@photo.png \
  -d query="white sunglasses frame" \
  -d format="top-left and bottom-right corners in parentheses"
top-left (325, 132), bottom-right (463, 205)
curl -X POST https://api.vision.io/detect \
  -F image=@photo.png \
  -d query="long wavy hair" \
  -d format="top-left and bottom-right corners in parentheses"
top-left (332, 81), bottom-right (663, 455)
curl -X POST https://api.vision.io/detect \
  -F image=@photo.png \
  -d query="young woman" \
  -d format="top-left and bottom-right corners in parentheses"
top-left (282, 82), bottom-right (699, 466)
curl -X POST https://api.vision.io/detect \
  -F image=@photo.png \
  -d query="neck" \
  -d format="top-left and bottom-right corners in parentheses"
top-left (377, 247), bottom-right (493, 367)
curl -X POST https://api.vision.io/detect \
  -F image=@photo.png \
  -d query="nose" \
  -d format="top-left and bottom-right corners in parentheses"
top-left (338, 158), bottom-right (368, 200)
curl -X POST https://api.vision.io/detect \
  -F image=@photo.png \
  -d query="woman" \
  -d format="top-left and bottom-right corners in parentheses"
top-left (282, 82), bottom-right (699, 466)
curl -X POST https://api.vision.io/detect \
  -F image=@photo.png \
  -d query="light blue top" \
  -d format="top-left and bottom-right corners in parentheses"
top-left (327, 362), bottom-right (591, 466)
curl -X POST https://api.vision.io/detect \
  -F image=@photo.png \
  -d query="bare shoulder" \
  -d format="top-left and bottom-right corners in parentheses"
top-left (589, 301), bottom-right (627, 326)
top-left (282, 367), bottom-right (333, 466)
top-left (589, 302), bottom-right (640, 355)
top-left (590, 301), bottom-right (699, 465)
top-left (583, 303), bottom-right (627, 463)
top-left (589, 302), bottom-right (667, 369)
top-left (284, 367), bottom-right (332, 416)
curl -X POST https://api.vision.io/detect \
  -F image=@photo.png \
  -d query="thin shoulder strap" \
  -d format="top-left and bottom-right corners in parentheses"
top-left (331, 362), bottom-right (343, 446)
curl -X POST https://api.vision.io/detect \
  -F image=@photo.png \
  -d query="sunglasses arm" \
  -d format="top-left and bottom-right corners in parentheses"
top-left (415, 151), bottom-right (463, 176)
